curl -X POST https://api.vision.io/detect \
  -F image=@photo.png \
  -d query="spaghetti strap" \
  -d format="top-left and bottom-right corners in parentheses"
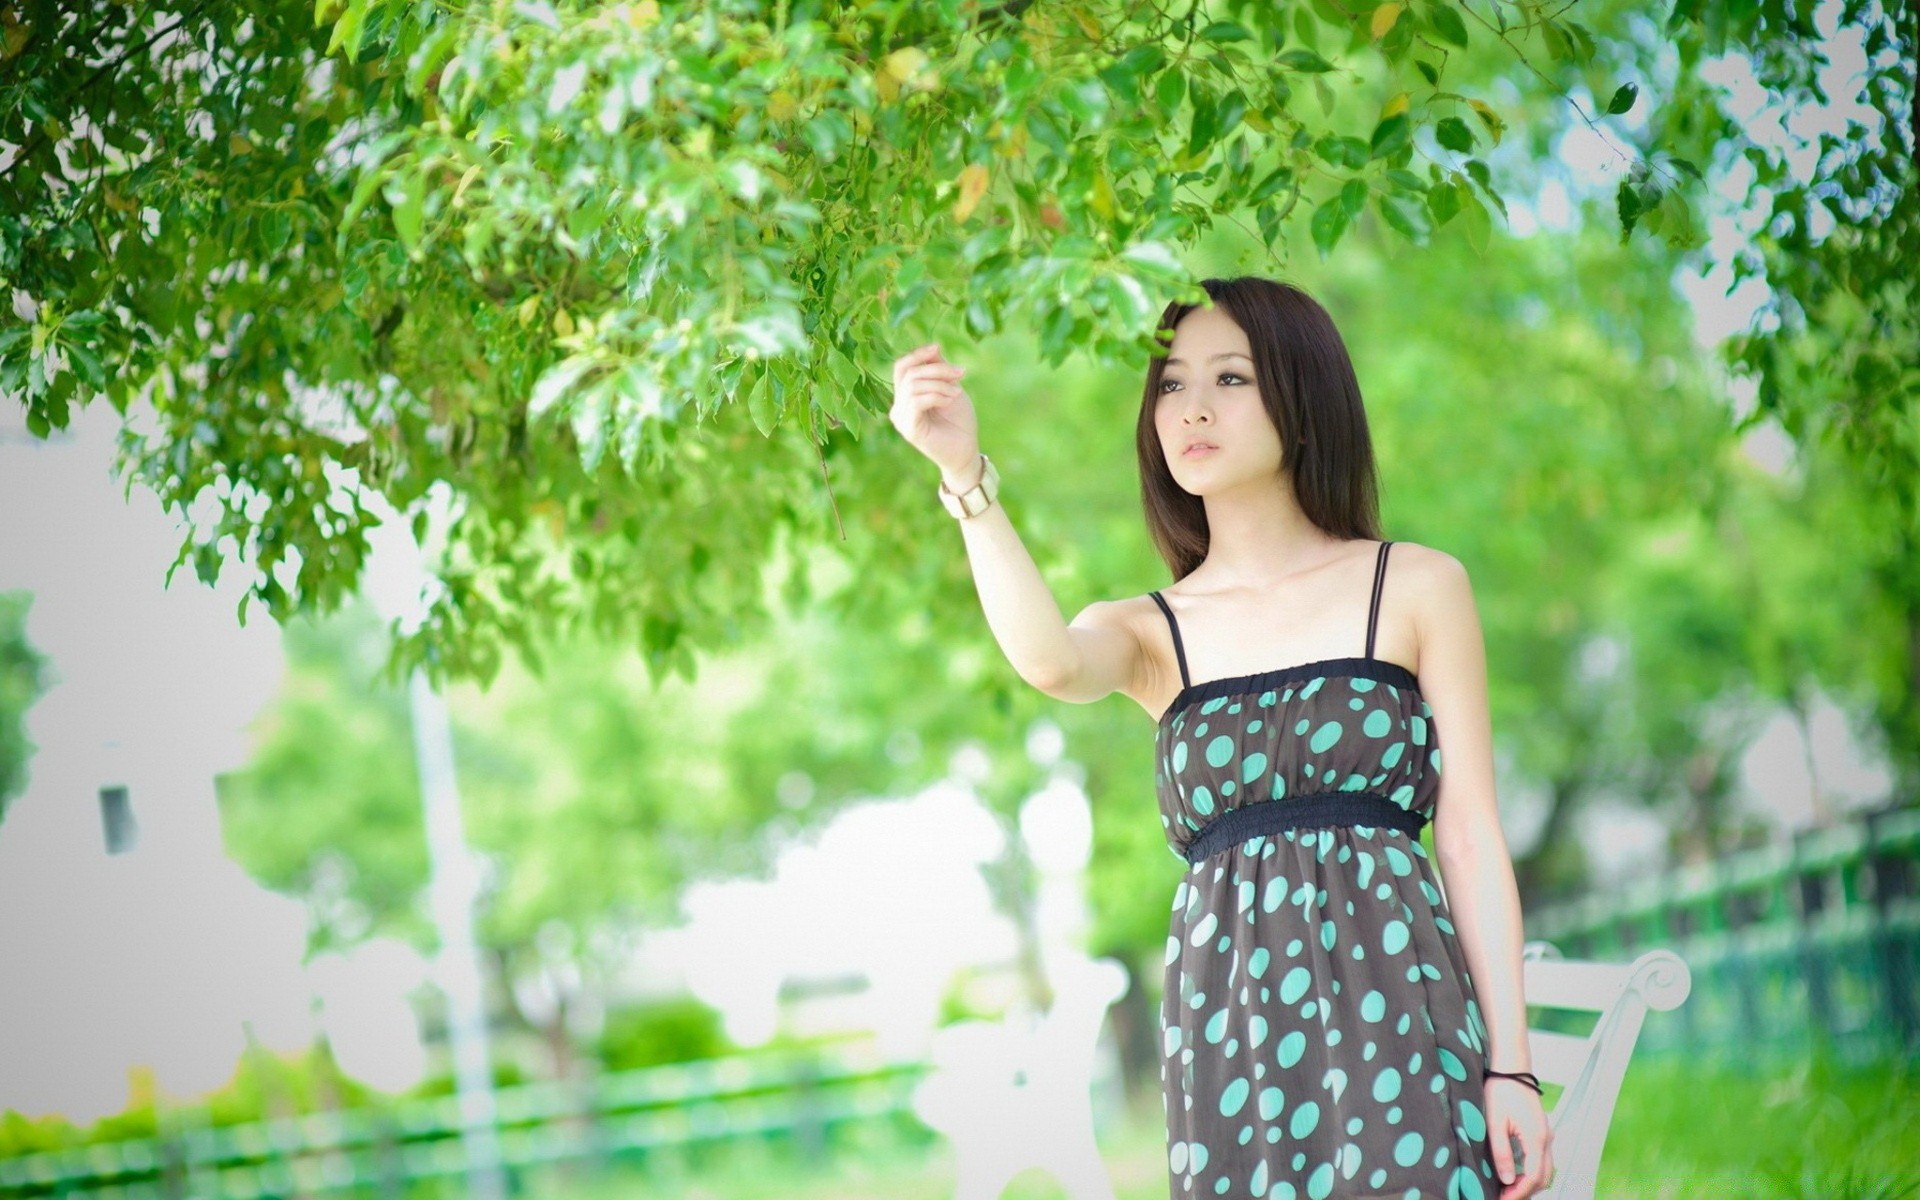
top-left (1365, 540), bottom-right (1394, 660)
top-left (1149, 591), bottom-right (1192, 690)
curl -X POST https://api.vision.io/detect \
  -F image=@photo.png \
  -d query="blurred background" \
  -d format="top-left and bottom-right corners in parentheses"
top-left (3, 0), bottom-right (1917, 1196)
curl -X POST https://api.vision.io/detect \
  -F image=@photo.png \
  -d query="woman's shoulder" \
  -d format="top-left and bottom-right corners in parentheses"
top-left (1385, 539), bottom-right (1469, 588)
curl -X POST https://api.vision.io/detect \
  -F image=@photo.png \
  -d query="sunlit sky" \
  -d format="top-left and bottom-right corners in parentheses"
top-left (0, 6), bottom-right (1899, 1122)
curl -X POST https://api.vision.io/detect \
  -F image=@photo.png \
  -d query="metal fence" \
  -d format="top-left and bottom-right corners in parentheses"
top-left (0, 1042), bottom-right (932, 1200)
top-left (1525, 801), bottom-right (1920, 1067)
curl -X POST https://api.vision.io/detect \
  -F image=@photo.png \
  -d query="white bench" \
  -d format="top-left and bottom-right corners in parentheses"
top-left (912, 941), bottom-right (1689, 1200)
top-left (911, 953), bottom-right (1130, 1200)
top-left (1519, 940), bottom-right (1693, 1200)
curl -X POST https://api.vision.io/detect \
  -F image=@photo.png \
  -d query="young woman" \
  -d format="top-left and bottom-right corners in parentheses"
top-left (889, 276), bottom-right (1553, 1200)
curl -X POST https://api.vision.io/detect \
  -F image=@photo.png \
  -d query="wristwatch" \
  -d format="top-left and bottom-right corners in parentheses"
top-left (938, 453), bottom-right (999, 519)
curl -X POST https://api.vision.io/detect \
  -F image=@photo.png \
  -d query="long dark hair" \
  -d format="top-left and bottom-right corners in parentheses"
top-left (1135, 276), bottom-right (1383, 582)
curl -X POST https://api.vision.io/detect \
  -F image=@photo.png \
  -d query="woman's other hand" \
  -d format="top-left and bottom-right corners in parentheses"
top-left (1486, 1079), bottom-right (1555, 1198)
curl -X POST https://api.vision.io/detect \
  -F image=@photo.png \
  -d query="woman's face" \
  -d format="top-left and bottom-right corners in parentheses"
top-left (1155, 305), bottom-right (1284, 495)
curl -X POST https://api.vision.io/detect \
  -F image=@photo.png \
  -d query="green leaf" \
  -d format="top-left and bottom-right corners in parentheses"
top-left (324, 0), bottom-right (370, 59)
top-left (406, 22), bottom-right (461, 97)
top-left (1155, 68), bottom-right (1186, 112)
top-left (530, 357), bottom-right (591, 420)
top-left (340, 160), bottom-right (391, 233)
top-left (261, 209), bottom-right (293, 255)
top-left (1249, 164), bottom-right (1295, 205)
top-left (1563, 20), bottom-right (1597, 63)
top-left (1216, 90), bottom-right (1249, 138)
top-left (743, 363), bottom-right (778, 437)
top-left (1540, 21), bottom-right (1572, 61)
top-left (64, 341), bottom-right (107, 390)
top-left (571, 378), bottom-right (612, 473)
top-left (1369, 113), bottom-right (1411, 160)
top-left (1199, 21), bottom-right (1255, 42)
top-left (1039, 303), bottom-right (1074, 360)
top-left (1606, 82), bottom-right (1638, 115)
top-left (1278, 48), bottom-right (1336, 73)
top-left (735, 305), bottom-right (806, 357)
top-left (1340, 178), bottom-right (1368, 216)
top-left (1314, 134), bottom-right (1370, 169)
top-left (1121, 240), bottom-right (1187, 278)
top-left (1426, 3), bottom-right (1469, 47)
top-left (1374, 191), bottom-right (1432, 242)
top-left (1310, 196), bottom-right (1350, 258)
top-left (1435, 116), bottom-right (1474, 153)
top-left (1463, 159), bottom-right (1507, 218)
top-left (1458, 187), bottom-right (1492, 253)
top-left (391, 172), bottom-right (425, 252)
top-left (1616, 177), bottom-right (1642, 236)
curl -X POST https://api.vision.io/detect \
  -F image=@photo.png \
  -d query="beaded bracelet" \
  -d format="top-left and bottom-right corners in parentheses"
top-left (1483, 1068), bottom-right (1543, 1094)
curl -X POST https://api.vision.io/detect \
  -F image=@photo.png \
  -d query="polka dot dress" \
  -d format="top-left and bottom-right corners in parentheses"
top-left (1149, 542), bottom-right (1501, 1200)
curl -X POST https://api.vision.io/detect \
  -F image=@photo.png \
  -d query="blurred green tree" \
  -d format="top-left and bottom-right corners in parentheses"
top-left (0, 592), bottom-right (51, 824)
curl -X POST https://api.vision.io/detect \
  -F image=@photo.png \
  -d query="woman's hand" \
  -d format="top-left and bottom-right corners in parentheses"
top-left (1485, 1078), bottom-right (1555, 1198)
top-left (889, 342), bottom-right (980, 481)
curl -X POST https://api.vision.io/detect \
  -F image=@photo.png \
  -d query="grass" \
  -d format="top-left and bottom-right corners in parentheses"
top-left (506, 1051), bottom-right (1918, 1200)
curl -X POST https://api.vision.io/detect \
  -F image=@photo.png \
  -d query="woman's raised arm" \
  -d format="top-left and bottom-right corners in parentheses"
top-left (888, 342), bottom-right (1142, 702)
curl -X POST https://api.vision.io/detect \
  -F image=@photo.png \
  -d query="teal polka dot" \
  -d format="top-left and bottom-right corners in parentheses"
top-left (1361, 990), bottom-right (1386, 1022)
top-left (1206, 734), bottom-right (1235, 767)
top-left (1306, 1162), bottom-right (1335, 1200)
top-left (1193, 786), bottom-right (1215, 816)
top-left (1172, 742), bottom-right (1188, 772)
top-left (1205, 1008), bottom-right (1229, 1043)
top-left (1459, 1096), bottom-right (1486, 1141)
top-left (1279, 966), bottom-right (1311, 1005)
top-left (1220, 1076), bottom-right (1249, 1116)
top-left (1383, 919), bottom-right (1409, 954)
top-left (1277, 1030), bottom-right (1306, 1068)
top-left (1310, 720), bottom-right (1344, 752)
top-left (1449, 1165), bottom-right (1486, 1200)
top-left (1289, 1100), bottom-right (1320, 1138)
top-left (1372, 1067), bottom-right (1402, 1102)
top-left (1248, 947), bottom-right (1271, 978)
top-left (1258, 1086), bottom-right (1284, 1119)
top-left (1242, 751), bottom-right (1268, 783)
top-left (1363, 709), bottom-right (1393, 737)
top-left (1393, 1130), bottom-right (1424, 1167)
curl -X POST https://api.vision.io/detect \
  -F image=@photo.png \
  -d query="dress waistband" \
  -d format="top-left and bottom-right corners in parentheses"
top-left (1184, 792), bottom-right (1429, 865)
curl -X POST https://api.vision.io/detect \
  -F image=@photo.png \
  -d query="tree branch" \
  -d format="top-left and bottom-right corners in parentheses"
top-left (0, 0), bottom-right (213, 184)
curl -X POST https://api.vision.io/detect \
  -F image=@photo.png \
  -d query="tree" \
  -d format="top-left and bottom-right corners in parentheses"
top-left (0, 592), bottom-right (52, 824)
top-left (1, 0), bottom-right (1761, 690)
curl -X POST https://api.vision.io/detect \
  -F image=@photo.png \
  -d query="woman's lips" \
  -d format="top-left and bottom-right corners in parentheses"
top-left (1183, 443), bottom-right (1218, 457)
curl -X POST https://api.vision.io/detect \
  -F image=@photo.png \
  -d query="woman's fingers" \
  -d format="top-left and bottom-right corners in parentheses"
top-left (1499, 1130), bottom-right (1553, 1198)
top-left (893, 342), bottom-right (944, 384)
top-left (905, 362), bottom-right (966, 383)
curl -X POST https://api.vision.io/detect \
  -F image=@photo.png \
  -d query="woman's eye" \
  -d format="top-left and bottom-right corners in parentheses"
top-left (1159, 373), bottom-right (1247, 393)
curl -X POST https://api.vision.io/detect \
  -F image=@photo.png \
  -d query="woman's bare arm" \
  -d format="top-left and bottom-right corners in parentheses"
top-left (889, 342), bottom-right (1141, 699)
top-left (1411, 545), bottom-right (1533, 1073)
